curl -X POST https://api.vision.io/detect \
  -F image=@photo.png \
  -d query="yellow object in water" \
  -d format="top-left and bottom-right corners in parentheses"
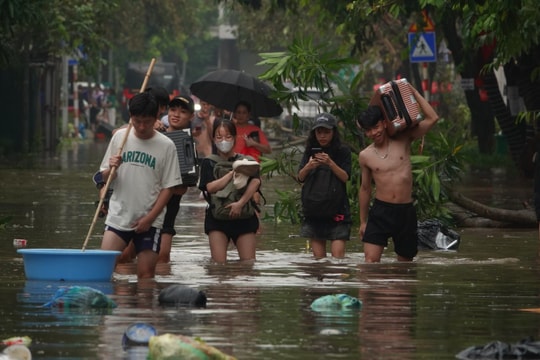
top-left (148, 333), bottom-right (236, 360)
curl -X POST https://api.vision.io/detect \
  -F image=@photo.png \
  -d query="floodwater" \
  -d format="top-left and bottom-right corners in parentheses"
top-left (1, 141), bottom-right (540, 360)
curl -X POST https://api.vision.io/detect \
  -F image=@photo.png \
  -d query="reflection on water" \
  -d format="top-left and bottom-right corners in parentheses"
top-left (1, 142), bottom-right (540, 359)
top-left (358, 264), bottom-right (417, 360)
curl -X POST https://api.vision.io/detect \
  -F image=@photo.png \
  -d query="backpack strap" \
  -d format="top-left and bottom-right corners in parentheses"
top-left (202, 155), bottom-right (222, 204)
top-left (206, 154), bottom-right (223, 164)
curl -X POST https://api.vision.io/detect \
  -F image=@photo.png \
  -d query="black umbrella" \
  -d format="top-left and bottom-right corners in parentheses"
top-left (190, 69), bottom-right (283, 117)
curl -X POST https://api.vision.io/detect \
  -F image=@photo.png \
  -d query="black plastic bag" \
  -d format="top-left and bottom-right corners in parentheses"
top-left (158, 284), bottom-right (207, 308)
top-left (456, 338), bottom-right (540, 359)
top-left (417, 219), bottom-right (460, 250)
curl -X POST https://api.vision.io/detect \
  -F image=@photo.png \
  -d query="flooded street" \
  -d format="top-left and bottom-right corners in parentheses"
top-left (1, 141), bottom-right (540, 359)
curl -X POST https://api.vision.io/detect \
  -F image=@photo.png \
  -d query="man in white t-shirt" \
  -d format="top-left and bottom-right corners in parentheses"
top-left (98, 92), bottom-right (182, 279)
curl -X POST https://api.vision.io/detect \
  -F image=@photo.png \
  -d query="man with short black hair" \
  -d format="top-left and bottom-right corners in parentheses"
top-left (98, 92), bottom-right (182, 279)
top-left (357, 85), bottom-right (439, 263)
top-left (158, 95), bottom-right (195, 263)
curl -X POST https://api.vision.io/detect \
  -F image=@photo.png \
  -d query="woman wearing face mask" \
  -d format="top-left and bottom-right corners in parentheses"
top-left (198, 118), bottom-right (261, 263)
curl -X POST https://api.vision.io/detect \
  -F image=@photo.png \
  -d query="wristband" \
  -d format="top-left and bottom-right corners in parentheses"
top-left (93, 171), bottom-right (106, 189)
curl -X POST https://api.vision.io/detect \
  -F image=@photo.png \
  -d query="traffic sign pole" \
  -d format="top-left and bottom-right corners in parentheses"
top-left (422, 62), bottom-right (430, 102)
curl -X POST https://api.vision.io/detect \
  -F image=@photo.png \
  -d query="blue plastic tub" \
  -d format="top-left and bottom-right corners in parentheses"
top-left (17, 249), bottom-right (121, 281)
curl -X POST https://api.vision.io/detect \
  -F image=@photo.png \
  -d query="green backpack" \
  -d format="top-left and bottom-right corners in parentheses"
top-left (205, 154), bottom-right (261, 220)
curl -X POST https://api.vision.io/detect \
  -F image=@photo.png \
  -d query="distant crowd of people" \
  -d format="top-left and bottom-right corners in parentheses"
top-left (75, 83), bottom-right (118, 137)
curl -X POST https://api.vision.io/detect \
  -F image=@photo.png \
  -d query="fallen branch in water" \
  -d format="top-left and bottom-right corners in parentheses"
top-left (447, 190), bottom-right (536, 228)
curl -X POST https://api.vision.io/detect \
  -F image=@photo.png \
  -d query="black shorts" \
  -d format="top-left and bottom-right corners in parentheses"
top-left (104, 225), bottom-right (161, 254)
top-left (362, 199), bottom-right (418, 259)
top-left (204, 210), bottom-right (259, 244)
top-left (162, 194), bottom-right (183, 235)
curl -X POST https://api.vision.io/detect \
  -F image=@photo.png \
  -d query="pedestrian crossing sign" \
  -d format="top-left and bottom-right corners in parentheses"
top-left (408, 32), bottom-right (437, 63)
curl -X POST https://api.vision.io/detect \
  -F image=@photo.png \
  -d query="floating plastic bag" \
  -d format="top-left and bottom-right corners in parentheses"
top-left (158, 284), bottom-right (207, 308)
top-left (43, 286), bottom-right (117, 309)
top-left (310, 294), bottom-right (362, 312)
top-left (456, 338), bottom-right (540, 359)
top-left (2, 344), bottom-right (32, 360)
top-left (148, 333), bottom-right (236, 360)
top-left (122, 323), bottom-right (157, 349)
top-left (417, 219), bottom-right (461, 250)
top-left (1, 336), bottom-right (31, 347)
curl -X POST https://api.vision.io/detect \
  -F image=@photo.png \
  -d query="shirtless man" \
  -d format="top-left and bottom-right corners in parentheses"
top-left (357, 85), bottom-right (439, 262)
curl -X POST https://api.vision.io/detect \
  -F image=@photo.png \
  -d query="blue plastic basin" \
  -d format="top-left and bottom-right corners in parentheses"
top-left (17, 249), bottom-right (121, 281)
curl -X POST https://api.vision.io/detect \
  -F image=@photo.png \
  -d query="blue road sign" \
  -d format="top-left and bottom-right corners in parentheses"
top-left (408, 32), bottom-right (437, 63)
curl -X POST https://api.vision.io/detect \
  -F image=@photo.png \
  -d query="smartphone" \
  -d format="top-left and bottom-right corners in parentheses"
top-left (248, 130), bottom-right (260, 143)
top-left (311, 147), bottom-right (323, 155)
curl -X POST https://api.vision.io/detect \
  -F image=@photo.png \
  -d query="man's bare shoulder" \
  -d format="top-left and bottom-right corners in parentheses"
top-left (358, 144), bottom-right (374, 164)
top-left (359, 144), bottom-right (375, 156)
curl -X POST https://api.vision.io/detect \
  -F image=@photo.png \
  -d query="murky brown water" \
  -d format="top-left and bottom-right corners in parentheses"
top-left (1, 141), bottom-right (540, 359)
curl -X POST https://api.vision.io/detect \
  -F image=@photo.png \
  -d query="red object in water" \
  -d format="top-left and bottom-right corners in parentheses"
top-left (2, 336), bottom-right (32, 346)
top-left (13, 239), bottom-right (27, 248)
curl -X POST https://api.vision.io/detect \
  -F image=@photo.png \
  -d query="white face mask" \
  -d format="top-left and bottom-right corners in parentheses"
top-left (215, 140), bottom-right (234, 153)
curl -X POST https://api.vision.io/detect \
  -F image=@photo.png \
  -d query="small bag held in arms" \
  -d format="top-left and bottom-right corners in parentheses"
top-left (205, 155), bottom-right (262, 220)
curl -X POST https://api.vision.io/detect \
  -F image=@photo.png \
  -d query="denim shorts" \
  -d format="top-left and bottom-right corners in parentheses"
top-left (300, 218), bottom-right (351, 241)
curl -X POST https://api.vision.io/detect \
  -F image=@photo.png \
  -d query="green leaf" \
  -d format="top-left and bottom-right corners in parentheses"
top-left (410, 155), bottom-right (431, 165)
top-left (431, 171), bottom-right (441, 201)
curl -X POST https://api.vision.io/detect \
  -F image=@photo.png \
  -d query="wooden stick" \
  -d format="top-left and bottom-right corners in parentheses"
top-left (82, 58), bottom-right (156, 251)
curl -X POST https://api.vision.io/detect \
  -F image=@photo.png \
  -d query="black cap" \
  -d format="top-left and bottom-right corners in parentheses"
top-left (169, 96), bottom-right (195, 113)
top-left (312, 113), bottom-right (337, 130)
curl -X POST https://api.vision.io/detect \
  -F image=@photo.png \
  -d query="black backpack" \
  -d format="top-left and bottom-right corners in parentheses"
top-left (301, 165), bottom-right (345, 219)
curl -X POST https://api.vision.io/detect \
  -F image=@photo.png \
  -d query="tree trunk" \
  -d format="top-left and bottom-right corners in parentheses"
top-left (483, 67), bottom-right (527, 170)
top-left (440, 11), bottom-right (496, 154)
top-left (22, 39), bottom-right (30, 153)
top-left (447, 190), bottom-right (536, 227)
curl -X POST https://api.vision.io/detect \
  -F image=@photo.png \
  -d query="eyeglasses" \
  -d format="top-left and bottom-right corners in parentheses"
top-left (215, 135), bottom-right (234, 141)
